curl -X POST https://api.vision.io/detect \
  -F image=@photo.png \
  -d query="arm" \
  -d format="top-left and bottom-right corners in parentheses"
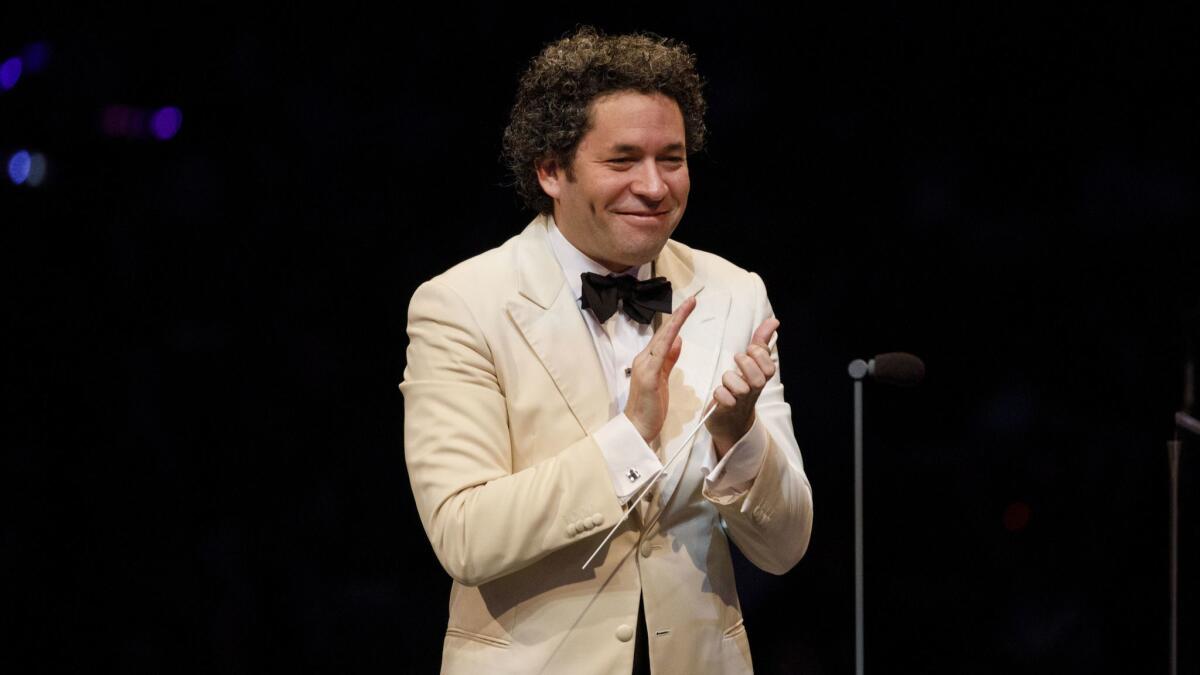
top-left (400, 279), bottom-right (625, 587)
top-left (702, 272), bottom-right (814, 575)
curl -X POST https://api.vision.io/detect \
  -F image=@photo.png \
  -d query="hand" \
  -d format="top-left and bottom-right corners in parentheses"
top-left (624, 296), bottom-right (697, 442)
top-left (706, 317), bottom-right (779, 457)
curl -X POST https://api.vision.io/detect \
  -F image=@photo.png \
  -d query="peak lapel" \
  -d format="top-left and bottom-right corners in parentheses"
top-left (649, 242), bottom-right (730, 518)
top-left (505, 218), bottom-right (610, 434)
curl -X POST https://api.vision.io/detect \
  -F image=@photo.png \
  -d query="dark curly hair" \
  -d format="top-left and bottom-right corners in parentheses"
top-left (502, 26), bottom-right (708, 215)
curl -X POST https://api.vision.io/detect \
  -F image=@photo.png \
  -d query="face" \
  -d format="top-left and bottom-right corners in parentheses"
top-left (537, 91), bottom-right (690, 272)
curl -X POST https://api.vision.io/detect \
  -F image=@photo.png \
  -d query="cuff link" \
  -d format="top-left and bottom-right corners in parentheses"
top-left (626, 467), bottom-right (641, 483)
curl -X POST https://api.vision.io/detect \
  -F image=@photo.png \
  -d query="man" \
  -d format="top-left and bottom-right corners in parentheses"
top-left (402, 27), bottom-right (813, 674)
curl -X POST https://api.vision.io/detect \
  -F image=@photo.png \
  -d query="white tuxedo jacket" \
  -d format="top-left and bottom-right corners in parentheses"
top-left (401, 216), bottom-right (813, 674)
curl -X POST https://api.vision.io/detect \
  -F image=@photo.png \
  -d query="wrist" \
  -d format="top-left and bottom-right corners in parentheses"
top-left (624, 411), bottom-right (657, 443)
top-left (708, 413), bottom-right (755, 458)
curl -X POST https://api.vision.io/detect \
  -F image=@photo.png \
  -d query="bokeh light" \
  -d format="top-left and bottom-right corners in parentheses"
top-left (1003, 501), bottom-right (1032, 532)
top-left (22, 42), bottom-right (51, 73)
top-left (0, 57), bottom-right (22, 91)
top-left (27, 152), bottom-right (48, 187)
top-left (101, 104), bottom-right (148, 138)
top-left (151, 106), bottom-right (183, 140)
top-left (8, 150), bottom-right (32, 184)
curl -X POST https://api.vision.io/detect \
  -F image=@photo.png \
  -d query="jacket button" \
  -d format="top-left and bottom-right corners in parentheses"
top-left (615, 624), bottom-right (634, 642)
top-left (567, 524), bottom-right (577, 537)
top-left (591, 513), bottom-right (604, 527)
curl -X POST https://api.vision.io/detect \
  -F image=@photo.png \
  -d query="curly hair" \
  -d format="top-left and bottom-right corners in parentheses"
top-left (502, 26), bottom-right (708, 215)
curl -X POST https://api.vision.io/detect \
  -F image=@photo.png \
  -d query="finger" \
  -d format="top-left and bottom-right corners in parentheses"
top-left (713, 386), bottom-right (737, 408)
top-left (750, 317), bottom-right (780, 349)
top-left (746, 345), bottom-right (776, 380)
top-left (649, 295), bottom-right (696, 359)
top-left (722, 369), bottom-right (750, 396)
top-left (734, 353), bottom-right (766, 388)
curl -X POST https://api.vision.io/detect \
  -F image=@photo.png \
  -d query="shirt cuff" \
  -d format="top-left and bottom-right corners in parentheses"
top-left (702, 416), bottom-right (769, 500)
top-left (594, 413), bottom-right (664, 505)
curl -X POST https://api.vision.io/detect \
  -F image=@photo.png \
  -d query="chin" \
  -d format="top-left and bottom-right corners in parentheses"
top-left (622, 240), bottom-right (670, 267)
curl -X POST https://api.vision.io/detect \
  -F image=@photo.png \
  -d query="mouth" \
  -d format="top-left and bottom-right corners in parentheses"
top-left (614, 210), bottom-right (671, 224)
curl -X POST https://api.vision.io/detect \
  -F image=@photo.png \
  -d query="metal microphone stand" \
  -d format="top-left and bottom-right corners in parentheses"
top-left (1169, 413), bottom-right (1197, 675)
top-left (848, 359), bottom-right (870, 675)
top-left (847, 352), bottom-right (923, 675)
top-left (1168, 353), bottom-right (1196, 675)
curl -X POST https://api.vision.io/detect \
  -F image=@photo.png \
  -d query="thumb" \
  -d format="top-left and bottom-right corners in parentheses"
top-left (751, 317), bottom-right (780, 349)
top-left (661, 335), bottom-right (683, 372)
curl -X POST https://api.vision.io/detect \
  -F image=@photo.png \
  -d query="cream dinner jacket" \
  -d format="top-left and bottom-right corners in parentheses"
top-left (401, 215), bottom-right (813, 675)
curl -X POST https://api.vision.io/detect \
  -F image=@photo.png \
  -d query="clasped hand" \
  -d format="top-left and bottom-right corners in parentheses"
top-left (624, 295), bottom-right (779, 458)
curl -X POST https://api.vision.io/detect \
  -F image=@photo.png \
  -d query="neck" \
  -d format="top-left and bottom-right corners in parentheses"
top-left (551, 215), bottom-right (641, 274)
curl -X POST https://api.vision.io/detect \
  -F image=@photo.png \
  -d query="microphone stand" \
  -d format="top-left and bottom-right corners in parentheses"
top-left (847, 352), bottom-right (923, 675)
top-left (848, 359), bottom-right (869, 675)
top-left (1168, 354), bottom-right (1197, 675)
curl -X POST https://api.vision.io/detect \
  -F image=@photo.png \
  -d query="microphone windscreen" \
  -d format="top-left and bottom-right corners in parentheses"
top-left (873, 352), bottom-right (925, 387)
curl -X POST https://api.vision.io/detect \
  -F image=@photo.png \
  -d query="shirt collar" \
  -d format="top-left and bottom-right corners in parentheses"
top-left (545, 216), bottom-right (652, 303)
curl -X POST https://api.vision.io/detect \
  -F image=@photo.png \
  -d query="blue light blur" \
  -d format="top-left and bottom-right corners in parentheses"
top-left (8, 150), bottom-right (32, 184)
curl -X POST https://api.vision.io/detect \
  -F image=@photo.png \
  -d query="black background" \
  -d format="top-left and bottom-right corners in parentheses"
top-left (4, 4), bottom-right (1198, 673)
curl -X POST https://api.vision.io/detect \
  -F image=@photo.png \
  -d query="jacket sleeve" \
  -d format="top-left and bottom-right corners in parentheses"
top-left (702, 272), bottom-right (814, 575)
top-left (400, 279), bottom-right (626, 587)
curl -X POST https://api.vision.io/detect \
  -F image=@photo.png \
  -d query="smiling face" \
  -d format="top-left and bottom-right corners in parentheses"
top-left (536, 91), bottom-right (690, 272)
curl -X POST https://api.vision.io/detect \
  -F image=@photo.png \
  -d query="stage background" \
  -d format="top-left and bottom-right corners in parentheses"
top-left (4, 5), bottom-right (1197, 673)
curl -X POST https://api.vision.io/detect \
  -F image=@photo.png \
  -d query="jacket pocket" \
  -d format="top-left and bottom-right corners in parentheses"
top-left (446, 580), bottom-right (519, 647)
top-left (444, 627), bottom-right (511, 648)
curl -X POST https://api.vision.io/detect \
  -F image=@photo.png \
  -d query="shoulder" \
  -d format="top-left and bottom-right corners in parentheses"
top-left (434, 235), bottom-right (522, 294)
top-left (662, 238), bottom-right (769, 298)
top-left (410, 224), bottom-right (532, 311)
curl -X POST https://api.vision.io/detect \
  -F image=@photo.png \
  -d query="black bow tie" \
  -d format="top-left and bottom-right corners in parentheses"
top-left (580, 272), bottom-right (673, 325)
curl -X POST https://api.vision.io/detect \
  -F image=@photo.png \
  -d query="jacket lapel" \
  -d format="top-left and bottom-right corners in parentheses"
top-left (505, 217), bottom-right (611, 434)
top-left (649, 242), bottom-right (730, 516)
top-left (503, 220), bottom-right (730, 521)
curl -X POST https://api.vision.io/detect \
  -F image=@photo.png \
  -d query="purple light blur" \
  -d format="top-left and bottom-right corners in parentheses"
top-left (102, 105), bottom-right (133, 137)
top-left (22, 42), bottom-right (51, 72)
top-left (151, 107), bottom-right (183, 140)
top-left (102, 104), bottom-right (130, 135)
top-left (102, 105), bottom-right (151, 138)
top-left (0, 57), bottom-right (22, 91)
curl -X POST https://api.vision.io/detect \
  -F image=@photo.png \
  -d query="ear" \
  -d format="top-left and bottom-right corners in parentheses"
top-left (535, 157), bottom-right (563, 200)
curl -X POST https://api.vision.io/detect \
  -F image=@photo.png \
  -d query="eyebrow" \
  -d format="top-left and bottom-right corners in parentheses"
top-left (609, 143), bottom-right (686, 154)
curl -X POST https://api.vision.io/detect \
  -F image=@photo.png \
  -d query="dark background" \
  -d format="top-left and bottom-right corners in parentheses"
top-left (4, 4), bottom-right (1197, 674)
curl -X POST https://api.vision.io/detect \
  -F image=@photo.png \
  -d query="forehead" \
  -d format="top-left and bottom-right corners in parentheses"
top-left (580, 91), bottom-right (686, 150)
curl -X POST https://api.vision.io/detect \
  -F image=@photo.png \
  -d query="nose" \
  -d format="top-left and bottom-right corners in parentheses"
top-left (630, 160), bottom-right (668, 201)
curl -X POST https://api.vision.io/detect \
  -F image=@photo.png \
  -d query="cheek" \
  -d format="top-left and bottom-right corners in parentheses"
top-left (671, 172), bottom-right (691, 200)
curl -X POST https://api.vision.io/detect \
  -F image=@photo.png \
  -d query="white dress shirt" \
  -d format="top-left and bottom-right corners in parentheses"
top-left (545, 219), bottom-right (768, 506)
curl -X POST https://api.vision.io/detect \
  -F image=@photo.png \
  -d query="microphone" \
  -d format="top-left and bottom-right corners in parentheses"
top-left (847, 352), bottom-right (925, 387)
